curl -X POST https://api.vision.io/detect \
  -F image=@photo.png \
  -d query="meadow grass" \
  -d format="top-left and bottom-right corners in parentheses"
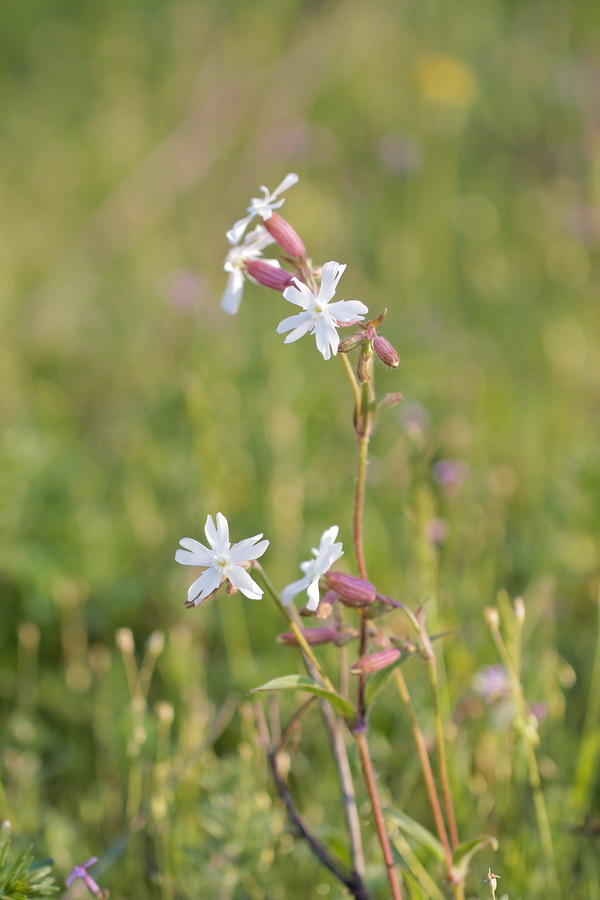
top-left (0, 0), bottom-right (598, 896)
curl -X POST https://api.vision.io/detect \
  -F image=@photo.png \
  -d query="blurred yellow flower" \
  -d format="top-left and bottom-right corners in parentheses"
top-left (412, 53), bottom-right (477, 106)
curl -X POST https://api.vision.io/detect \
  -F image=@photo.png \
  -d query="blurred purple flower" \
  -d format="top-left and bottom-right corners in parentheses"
top-left (426, 517), bottom-right (447, 544)
top-left (66, 857), bottom-right (104, 897)
top-left (433, 459), bottom-right (470, 487)
top-left (473, 665), bottom-right (510, 704)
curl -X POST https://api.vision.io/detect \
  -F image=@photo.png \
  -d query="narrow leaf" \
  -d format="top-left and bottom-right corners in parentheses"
top-left (385, 808), bottom-right (446, 865)
top-left (250, 675), bottom-right (355, 719)
top-left (451, 834), bottom-right (499, 883)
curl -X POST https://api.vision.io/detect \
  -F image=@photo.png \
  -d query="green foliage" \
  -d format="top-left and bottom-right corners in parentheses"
top-left (0, 824), bottom-right (57, 899)
top-left (250, 674), bottom-right (356, 719)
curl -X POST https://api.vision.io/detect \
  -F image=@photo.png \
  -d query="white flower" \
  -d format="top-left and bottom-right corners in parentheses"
top-left (221, 225), bottom-right (280, 315)
top-left (175, 513), bottom-right (269, 605)
top-left (226, 173), bottom-right (299, 245)
top-left (281, 526), bottom-right (344, 611)
top-left (276, 261), bottom-right (368, 360)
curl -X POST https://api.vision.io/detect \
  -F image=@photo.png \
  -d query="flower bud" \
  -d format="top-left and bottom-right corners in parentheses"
top-left (378, 391), bottom-right (404, 410)
top-left (514, 596), bottom-right (525, 624)
top-left (263, 212), bottom-right (306, 257)
top-left (244, 259), bottom-right (294, 291)
top-left (350, 647), bottom-right (401, 675)
top-left (325, 572), bottom-right (376, 607)
top-left (277, 627), bottom-right (340, 647)
top-left (484, 606), bottom-right (500, 630)
top-left (338, 332), bottom-right (365, 353)
top-left (357, 341), bottom-right (373, 384)
top-left (373, 335), bottom-right (399, 368)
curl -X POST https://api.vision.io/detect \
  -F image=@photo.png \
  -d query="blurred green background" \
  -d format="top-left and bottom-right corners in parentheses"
top-left (0, 0), bottom-right (598, 897)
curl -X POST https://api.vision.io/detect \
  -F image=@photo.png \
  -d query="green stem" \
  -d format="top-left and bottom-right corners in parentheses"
top-left (426, 655), bottom-right (459, 849)
top-left (255, 564), bottom-right (337, 694)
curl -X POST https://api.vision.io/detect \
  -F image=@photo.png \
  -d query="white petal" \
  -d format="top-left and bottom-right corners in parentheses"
top-left (271, 172), bottom-right (299, 198)
top-left (187, 567), bottom-right (222, 604)
top-left (226, 214), bottom-right (254, 245)
top-left (283, 318), bottom-right (316, 344)
top-left (327, 299), bottom-right (369, 322)
top-left (314, 318), bottom-right (339, 359)
top-left (175, 538), bottom-right (214, 567)
top-left (204, 515), bottom-right (219, 551)
top-left (305, 578), bottom-right (321, 611)
top-left (215, 512), bottom-right (230, 549)
top-left (221, 270), bottom-right (245, 315)
top-left (228, 537), bottom-right (269, 564)
top-left (319, 261), bottom-right (346, 303)
top-left (276, 310), bottom-right (312, 335)
top-left (243, 225), bottom-right (276, 254)
top-left (321, 526), bottom-right (340, 545)
top-left (226, 565), bottom-right (263, 599)
top-left (282, 280), bottom-right (313, 309)
top-left (281, 575), bottom-right (311, 606)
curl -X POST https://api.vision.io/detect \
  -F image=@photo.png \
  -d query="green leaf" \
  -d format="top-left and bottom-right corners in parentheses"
top-left (250, 675), bottom-right (356, 720)
top-left (385, 808), bottom-right (446, 865)
top-left (365, 653), bottom-right (407, 707)
top-left (451, 834), bottom-right (499, 883)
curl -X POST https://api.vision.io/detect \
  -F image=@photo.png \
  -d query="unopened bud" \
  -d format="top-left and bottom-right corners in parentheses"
top-left (325, 572), bottom-right (376, 607)
top-left (484, 607), bottom-right (500, 630)
top-left (378, 392), bottom-right (404, 410)
top-left (116, 628), bottom-right (135, 654)
top-left (244, 259), bottom-right (294, 291)
top-left (338, 332), bottom-right (365, 353)
top-left (350, 647), bottom-right (401, 675)
top-left (357, 341), bottom-right (373, 384)
top-left (263, 212), bottom-right (306, 257)
top-left (373, 335), bottom-right (399, 368)
top-left (315, 590), bottom-right (337, 620)
top-left (277, 627), bottom-right (340, 647)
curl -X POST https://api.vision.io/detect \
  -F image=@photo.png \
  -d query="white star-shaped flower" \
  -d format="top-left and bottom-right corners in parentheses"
top-left (276, 261), bottom-right (368, 360)
top-left (226, 173), bottom-right (299, 245)
top-left (175, 513), bottom-right (269, 605)
top-left (281, 526), bottom-right (344, 612)
top-left (221, 225), bottom-right (280, 315)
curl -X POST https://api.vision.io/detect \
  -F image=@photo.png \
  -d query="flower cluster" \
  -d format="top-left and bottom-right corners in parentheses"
top-left (222, 173), bottom-right (373, 361)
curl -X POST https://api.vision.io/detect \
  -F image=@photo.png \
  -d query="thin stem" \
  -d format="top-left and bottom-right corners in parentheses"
top-left (393, 668), bottom-right (454, 875)
top-left (255, 704), bottom-right (370, 897)
top-left (256, 563), bottom-right (367, 889)
top-left (354, 731), bottom-right (403, 900)
top-left (425, 655), bottom-right (459, 849)
top-left (340, 351), bottom-right (362, 422)
top-left (570, 580), bottom-right (600, 816)
top-left (255, 564), bottom-right (337, 694)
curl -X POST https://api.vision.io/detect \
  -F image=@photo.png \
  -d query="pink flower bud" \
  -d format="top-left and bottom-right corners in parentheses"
top-left (373, 335), bottom-right (399, 368)
top-left (263, 212), bottom-right (306, 257)
top-left (325, 572), bottom-right (376, 607)
top-left (350, 647), bottom-right (402, 675)
top-left (338, 332), bottom-right (365, 353)
top-left (277, 627), bottom-right (340, 647)
top-left (378, 391), bottom-right (404, 410)
top-left (244, 259), bottom-right (294, 291)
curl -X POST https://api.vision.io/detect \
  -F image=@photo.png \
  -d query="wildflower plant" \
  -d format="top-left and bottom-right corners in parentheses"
top-left (174, 174), bottom-right (506, 898)
top-left (0, 821), bottom-right (57, 899)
